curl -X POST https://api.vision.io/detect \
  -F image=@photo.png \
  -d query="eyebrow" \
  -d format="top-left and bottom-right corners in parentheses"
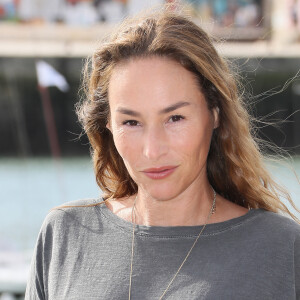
top-left (116, 101), bottom-right (191, 116)
top-left (161, 101), bottom-right (191, 114)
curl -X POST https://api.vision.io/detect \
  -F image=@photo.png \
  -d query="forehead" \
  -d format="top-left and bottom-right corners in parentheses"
top-left (109, 56), bottom-right (198, 87)
top-left (108, 56), bottom-right (205, 110)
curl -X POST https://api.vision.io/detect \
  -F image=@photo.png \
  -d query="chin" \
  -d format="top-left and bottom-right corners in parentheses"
top-left (139, 182), bottom-right (182, 202)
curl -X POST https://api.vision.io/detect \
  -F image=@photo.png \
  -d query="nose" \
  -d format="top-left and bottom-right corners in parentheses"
top-left (142, 125), bottom-right (168, 161)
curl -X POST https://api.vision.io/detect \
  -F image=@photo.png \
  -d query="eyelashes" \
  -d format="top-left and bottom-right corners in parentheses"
top-left (169, 115), bottom-right (185, 123)
top-left (122, 120), bottom-right (139, 126)
top-left (122, 115), bottom-right (185, 127)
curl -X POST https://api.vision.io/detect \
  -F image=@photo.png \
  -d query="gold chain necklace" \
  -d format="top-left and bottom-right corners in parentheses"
top-left (128, 189), bottom-right (217, 300)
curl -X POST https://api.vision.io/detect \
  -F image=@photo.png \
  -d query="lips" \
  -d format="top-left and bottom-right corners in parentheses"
top-left (142, 166), bottom-right (178, 180)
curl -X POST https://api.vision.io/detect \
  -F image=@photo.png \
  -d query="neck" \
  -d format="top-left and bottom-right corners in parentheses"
top-left (133, 182), bottom-right (215, 227)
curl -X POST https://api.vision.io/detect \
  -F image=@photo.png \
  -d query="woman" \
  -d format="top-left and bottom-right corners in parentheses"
top-left (26, 6), bottom-right (300, 300)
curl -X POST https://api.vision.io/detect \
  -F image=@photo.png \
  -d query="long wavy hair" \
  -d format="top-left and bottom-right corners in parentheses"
top-left (76, 6), bottom-right (299, 221)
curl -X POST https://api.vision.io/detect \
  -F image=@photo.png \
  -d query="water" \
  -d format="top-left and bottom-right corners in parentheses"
top-left (0, 157), bottom-right (101, 252)
top-left (0, 156), bottom-right (299, 291)
top-left (0, 157), bottom-right (100, 292)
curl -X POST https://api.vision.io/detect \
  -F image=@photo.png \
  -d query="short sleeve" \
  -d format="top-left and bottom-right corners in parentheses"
top-left (25, 233), bottom-right (46, 300)
top-left (25, 212), bottom-right (56, 300)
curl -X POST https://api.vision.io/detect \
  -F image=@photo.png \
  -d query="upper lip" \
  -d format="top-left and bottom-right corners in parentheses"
top-left (142, 166), bottom-right (177, 173)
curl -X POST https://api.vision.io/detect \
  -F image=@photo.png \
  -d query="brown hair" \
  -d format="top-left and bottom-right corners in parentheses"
top-left (76, 6), bottom-right (299, 221)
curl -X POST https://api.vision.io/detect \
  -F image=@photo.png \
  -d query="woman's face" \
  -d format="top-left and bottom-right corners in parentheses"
top-left (108, 57), bottom-right (218, 201)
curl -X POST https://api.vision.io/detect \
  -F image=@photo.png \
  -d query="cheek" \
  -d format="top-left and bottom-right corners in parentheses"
top-left (173, 123), bottom-right (213, 161)
top-left (175, 119), bottom-right (211, 142)
top-left (112, 129), bottom-right (139, 166)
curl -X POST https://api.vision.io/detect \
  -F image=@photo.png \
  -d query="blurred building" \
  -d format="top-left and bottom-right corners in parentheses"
top-left (272, 0), bottom-right (300, 43)
top-left (0, 0), bottom-right (299, 42)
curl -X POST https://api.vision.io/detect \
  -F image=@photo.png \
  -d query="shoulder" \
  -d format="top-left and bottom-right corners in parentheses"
top-left (252, 209), bottom-right (300, 241)
top-left (57, 197), bottom-right (104, 207)
top-left (256, 209), bottom-right (300, 230)
top-left (41, 198), bottom-right (106, 235)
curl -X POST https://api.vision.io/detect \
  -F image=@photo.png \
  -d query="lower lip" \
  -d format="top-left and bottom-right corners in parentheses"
top-left (143, 167), bottom-right (177, 180)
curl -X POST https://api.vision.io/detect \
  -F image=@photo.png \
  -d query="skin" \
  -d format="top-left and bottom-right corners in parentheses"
top-left (106, 56), bottom-right (248, 226)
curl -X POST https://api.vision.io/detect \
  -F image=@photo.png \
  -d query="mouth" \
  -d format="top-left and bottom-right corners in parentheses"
top-left (142, 166), bottom-right (178, 180)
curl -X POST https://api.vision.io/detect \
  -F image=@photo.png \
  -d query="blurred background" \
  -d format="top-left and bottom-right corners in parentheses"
top-left (0, 0), bottom-right (300, 299)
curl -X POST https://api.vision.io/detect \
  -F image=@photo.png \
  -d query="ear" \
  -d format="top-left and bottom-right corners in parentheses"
top-left (212, 107), bottom-right (219, 129)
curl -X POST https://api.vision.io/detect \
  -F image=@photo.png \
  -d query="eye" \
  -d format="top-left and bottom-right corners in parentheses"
top-left (122, 120), bottom-right (140, 126)
top-left (169, 115), bottom-right (185, 123)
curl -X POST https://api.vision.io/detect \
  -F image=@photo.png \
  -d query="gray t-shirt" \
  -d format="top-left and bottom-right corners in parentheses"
top-left (25, 198), bottom-right (300, 300)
